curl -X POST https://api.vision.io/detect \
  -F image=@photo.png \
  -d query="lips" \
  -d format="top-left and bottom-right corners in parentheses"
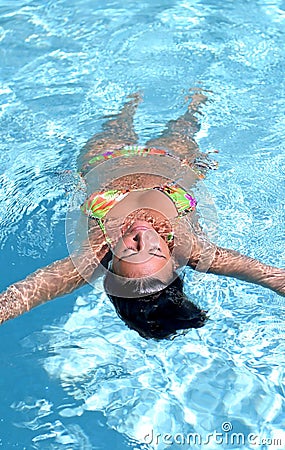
top-left (128, 221), bottom-right (152, 233)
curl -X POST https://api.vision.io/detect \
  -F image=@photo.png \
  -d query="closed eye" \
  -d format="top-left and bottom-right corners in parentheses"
top-left (123, 246), bottom-right (137, 256)
top-left (148, 247), bottom-right (167, 259)
top-left (120, 247), bottom-right (167, 260)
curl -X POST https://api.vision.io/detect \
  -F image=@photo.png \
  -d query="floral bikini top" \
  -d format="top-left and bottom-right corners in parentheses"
top-left (81, 146), bottom-right (197, 238)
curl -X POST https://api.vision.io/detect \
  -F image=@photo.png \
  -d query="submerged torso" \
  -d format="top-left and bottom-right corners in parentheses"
top-left (104, 188), bottom-right (178, 221)
top-left (81, 146), bottom-right (202, 242)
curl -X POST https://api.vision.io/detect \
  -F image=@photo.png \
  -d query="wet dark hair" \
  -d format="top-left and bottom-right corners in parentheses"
top-left (104, 272), bottom-right (208, 340)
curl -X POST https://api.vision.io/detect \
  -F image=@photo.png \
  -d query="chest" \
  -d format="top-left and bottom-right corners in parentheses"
top-left (105, 189), bottom-right (178, 220)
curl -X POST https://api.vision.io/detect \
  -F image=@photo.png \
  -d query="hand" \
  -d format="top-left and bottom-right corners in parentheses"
top-left (0, 286), bottom-right (24, 324)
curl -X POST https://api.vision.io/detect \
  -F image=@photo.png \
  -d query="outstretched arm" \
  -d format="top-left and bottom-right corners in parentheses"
top-left (188, 233), bottom-right (285, 297)
top-left (0, 227), bottom-right (109, 324)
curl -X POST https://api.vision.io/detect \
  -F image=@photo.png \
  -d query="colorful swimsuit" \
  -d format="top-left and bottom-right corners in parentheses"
top-left (81, 145), bottom-right (197, 237)
top-left (82, 144), bottom-right (218, 178)
top-left (86, 145), bottom-right (186, 166)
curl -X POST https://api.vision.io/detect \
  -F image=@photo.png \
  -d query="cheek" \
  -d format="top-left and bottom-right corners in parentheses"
top-left (159, 237), bottom-right (172, 256)
top-left (111, 258), bottom-right (137, 277)
top-left (111, 257), bottom-right (122, 275)
top-left (111, 237), bottom-right (130, 259)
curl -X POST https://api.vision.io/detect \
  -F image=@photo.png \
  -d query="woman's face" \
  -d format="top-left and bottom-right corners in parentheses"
top-left (112, 220), bottom-right (173, 280)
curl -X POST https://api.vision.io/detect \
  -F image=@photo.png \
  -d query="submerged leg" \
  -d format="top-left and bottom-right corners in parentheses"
top-left (146, 90), bottom-right (217, 176)
top-left (78, 93), bottom-right (141, 174)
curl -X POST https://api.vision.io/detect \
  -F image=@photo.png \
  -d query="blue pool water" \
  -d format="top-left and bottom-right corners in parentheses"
top-left (0, 0), bottom-right (285, 448)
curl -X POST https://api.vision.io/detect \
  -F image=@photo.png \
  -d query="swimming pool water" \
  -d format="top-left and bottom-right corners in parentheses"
top-left (0, 0), bottom-right (285, 448)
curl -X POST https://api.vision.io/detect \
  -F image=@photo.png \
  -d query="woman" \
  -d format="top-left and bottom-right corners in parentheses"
top-left (0, 92), bottom-right (284, 339)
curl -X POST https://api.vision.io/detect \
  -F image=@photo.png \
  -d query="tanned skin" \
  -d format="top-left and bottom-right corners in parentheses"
top-left (0, 92), bottom-right (284, 324)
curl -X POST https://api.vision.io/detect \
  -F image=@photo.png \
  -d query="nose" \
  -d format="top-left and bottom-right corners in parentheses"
top-left (131, 229), bottom-right (159, 251)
